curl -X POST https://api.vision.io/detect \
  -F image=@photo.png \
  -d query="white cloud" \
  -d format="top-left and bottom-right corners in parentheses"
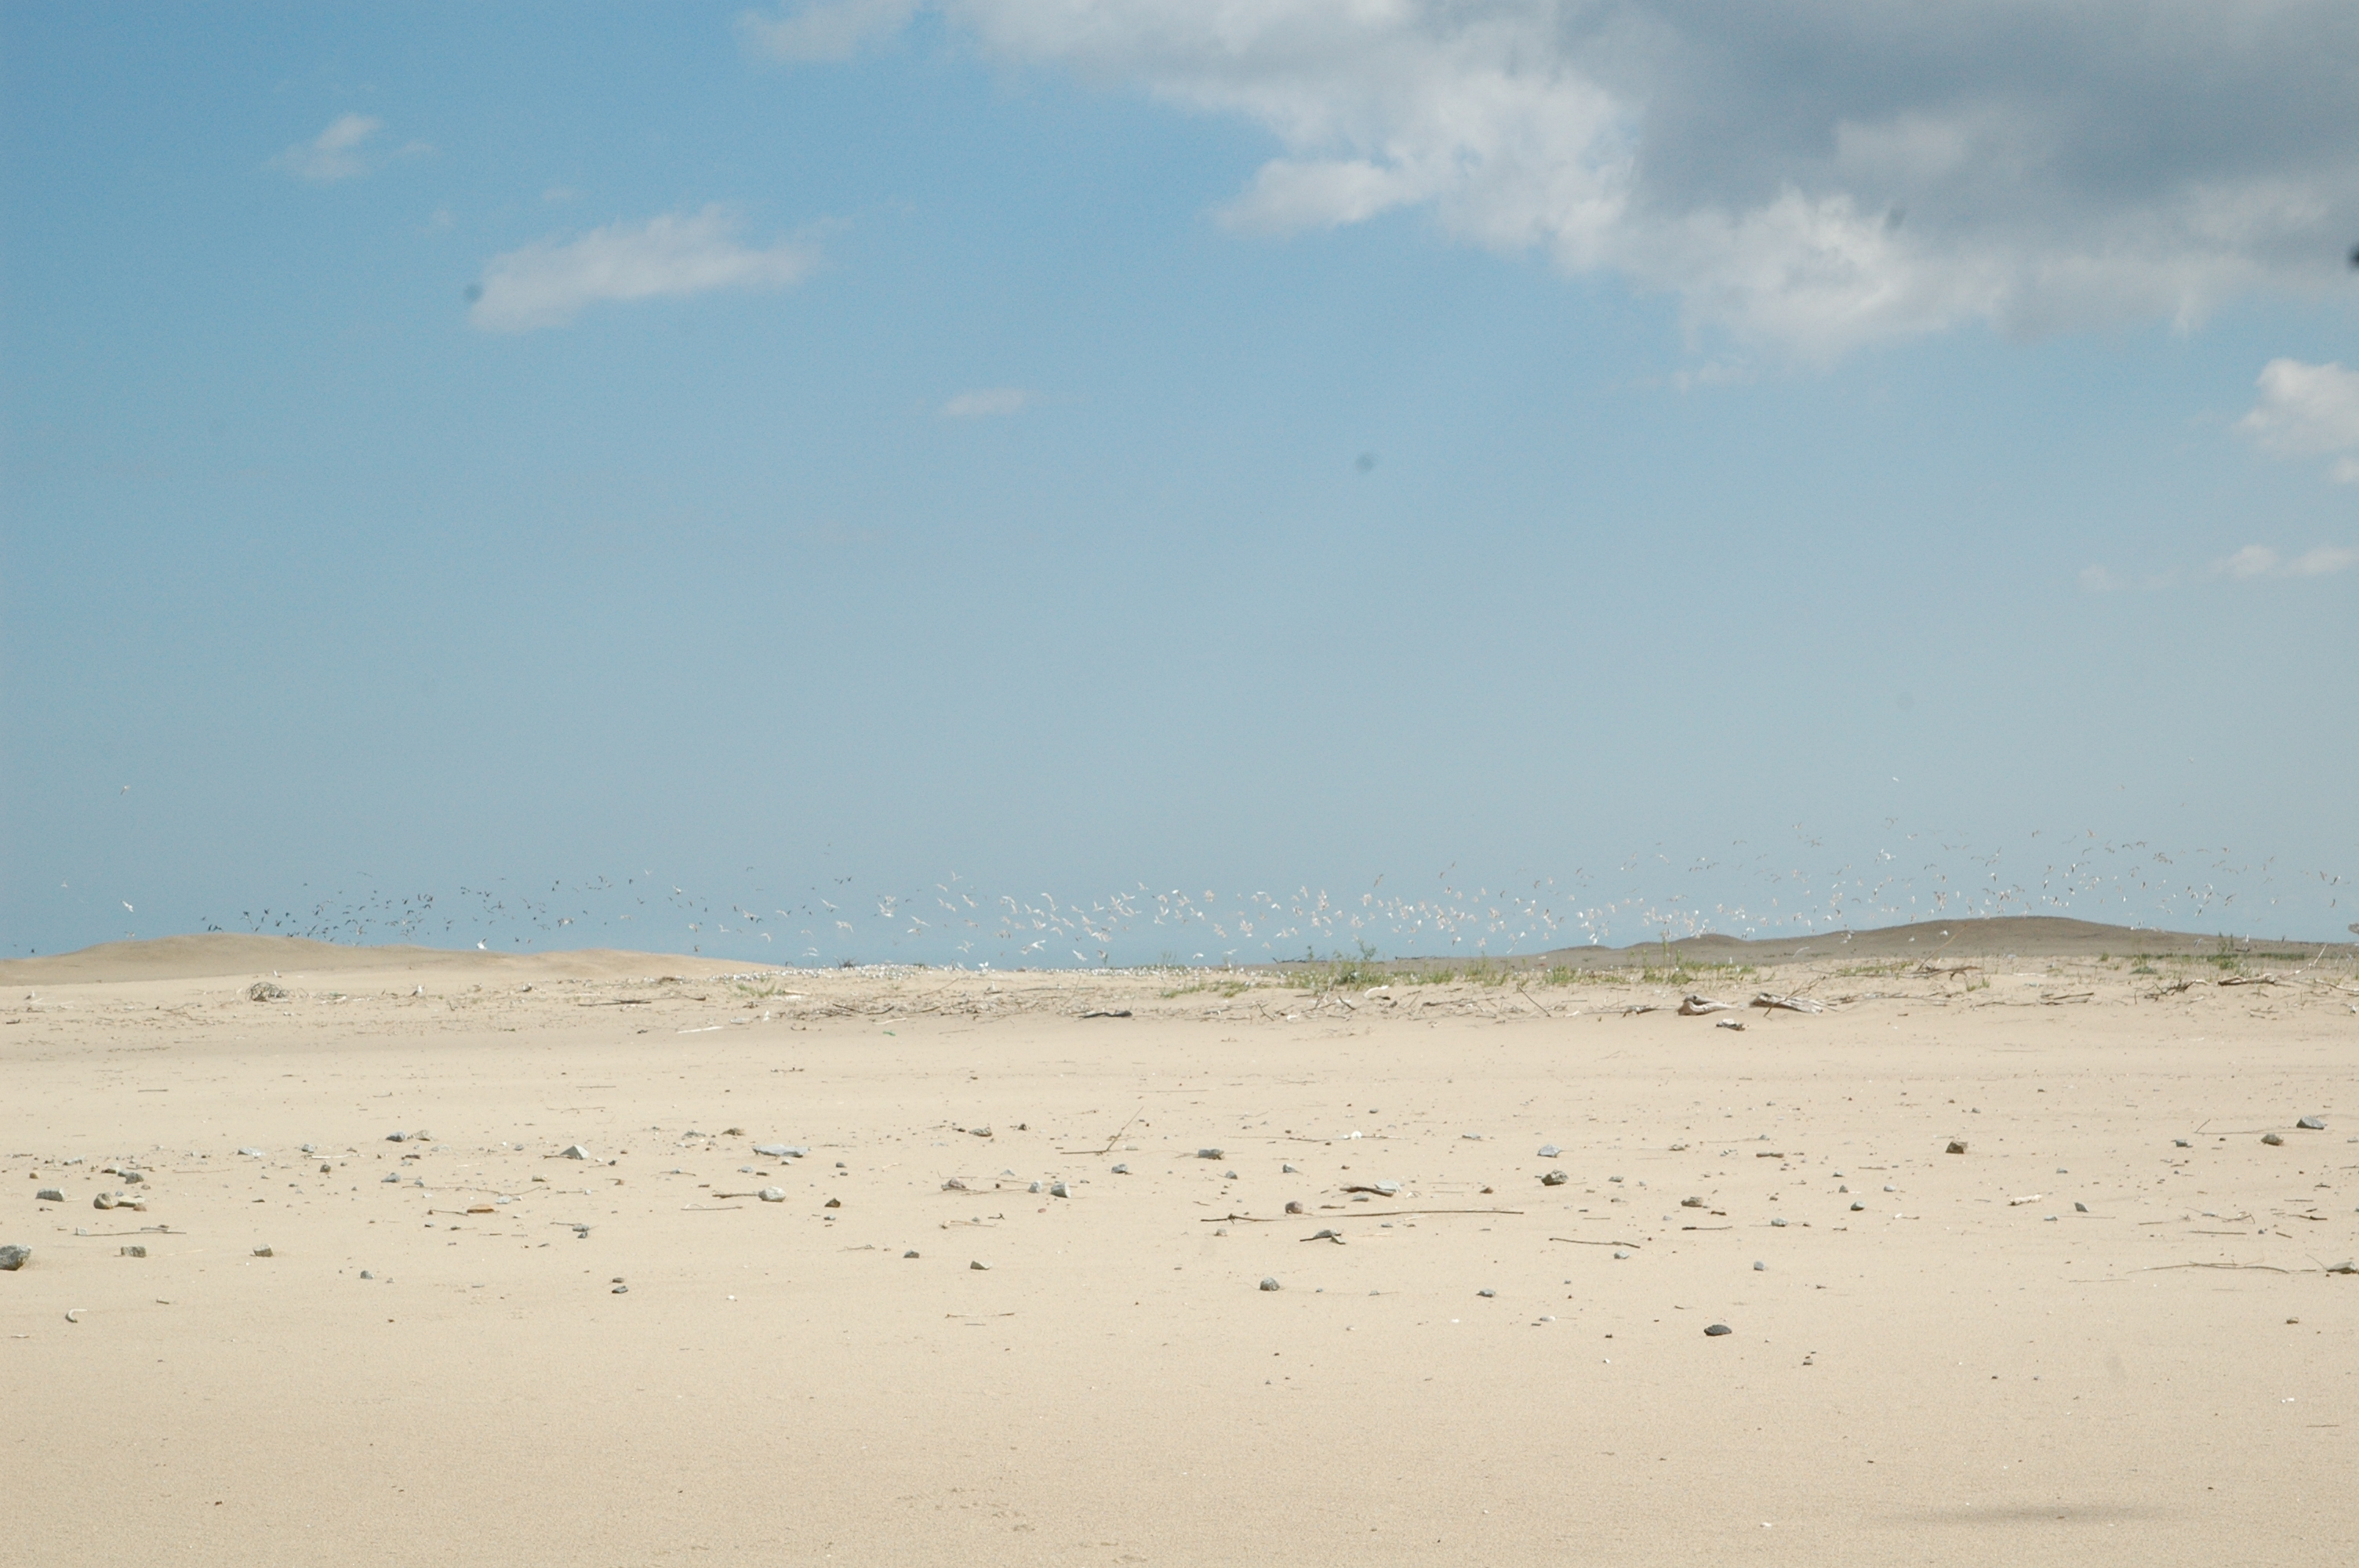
top-left (739, 0), bottom-right (918, 62)
top-left (775, 2), bottom-right (2359, 356)
top-left (468, 206), bottom-right (816, 332)
top-left (2238, 358), bottom-right (2359, 481)
top-left (2210, 541), bottom-right (2358, 580)
top-left (272, 113), bottom-right (383, 183)
top-left (940, 387), bottom-right (1029, 418)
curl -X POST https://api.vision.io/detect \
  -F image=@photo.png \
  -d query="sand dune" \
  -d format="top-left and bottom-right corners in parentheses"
top-left (3, 944), bottom-right (2354, 1565)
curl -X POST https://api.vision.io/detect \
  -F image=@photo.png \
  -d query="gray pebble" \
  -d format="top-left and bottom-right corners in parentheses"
top-left (35, 1189), bottom-right (62, 1203)
top-left (1049, 1181), bottom-right (1070, 1199)
top-left (360, 1270), bottom-right (374, 1279)
top-left (1259, 1276), bottom-right (1281, 1291)
top-left (1541, 1170), bottom-right (1568, 1186)
top-left (559, 1145), bottom-right (591, 1160)
top-left (1770, 1218), bottom-right (1787, 1227)
top-left (122, 1171), bottom-right (144, 1184)
top-left (1281, 1163), bottom-right (1299, 1174)
top-left (1537, 1145), bottom-right (1561, 1159)
top-left (1883, 1185), bottom-right (1896, 1192)
top-left (121, 1244), bottom-right (146, 1258)
top-left (1704, 1323), bottom-right (1732, 1337)
top-left (942, 1178), bottom-right (968, 1191)
top-left (1223, 1171), bottom-right (1238, 1180)
top-left (903, 1250), bottom-right (919, 1259)
top-left (612, 1283), bottom-right (628, 1294)
top-left (2174, 1138), bottom-right (2190, 1148)
top-left (1753, 1260), bottom-right (1766, 1271)
top-left (1110, 1163), bottom-right (1130, 1174)
top-left (1476, 1287), bottom-right (1496, 1298)
top-left (387, 1131), bottom-right (409, 1142)
top-left (2074, 1201), bottom-right (2088, 1213)
top-left (382, 1172), bottom-right (401, 1183)
top-left (2297, 1117), bottom-right (2326, 1131)
top-left (0, 1244), bottom-right (29, 1271)
top-left (971, 1261), bottom-right (990, 1271)
top-left (1850, 1202), bottom-right (1865, 1211)
top-left (2262, 1133), bottom-right (2284, 1146)
top-left (1612, 1250), bottom-right (1629, 1260)
top-left (758, 1188), bottom-right (786, 1203)
top-left (93, 1192), bottom-right (117, 1210)
top-left (1197, 1149), bottom-right (1224, 1160)
top-left (1027, 1181), bottom-right (1042, 1194)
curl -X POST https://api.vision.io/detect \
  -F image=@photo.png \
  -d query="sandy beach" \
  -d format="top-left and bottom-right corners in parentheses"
top-left (4, 926), bottom-right (2354, 1566)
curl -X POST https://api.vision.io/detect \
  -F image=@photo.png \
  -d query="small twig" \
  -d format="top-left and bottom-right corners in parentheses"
top-left (1549, 1236), bottom-right (1641, 1247)
top-left (1198, 1207), bottom-right (1522, 1223)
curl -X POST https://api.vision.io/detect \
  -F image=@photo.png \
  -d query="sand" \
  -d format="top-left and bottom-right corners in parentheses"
top-left (4, 929), bottom-right (2354, 1566)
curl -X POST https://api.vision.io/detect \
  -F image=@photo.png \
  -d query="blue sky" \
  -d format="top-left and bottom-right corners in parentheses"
top-left (5, 2), bottom-right (2356, 963)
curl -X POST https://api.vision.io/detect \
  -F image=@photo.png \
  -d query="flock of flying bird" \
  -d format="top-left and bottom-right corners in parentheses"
top-left (155, 825), bottom-right (2350, 967)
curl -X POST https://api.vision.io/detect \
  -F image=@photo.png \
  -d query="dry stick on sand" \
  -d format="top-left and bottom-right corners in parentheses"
top-left (1550, 1236), bottom-right (1643, 1247)
top-left (1200, 1207), bottom-right (1524, 1223)
top-left (1060, 1103), bottom-right (1144, 1156)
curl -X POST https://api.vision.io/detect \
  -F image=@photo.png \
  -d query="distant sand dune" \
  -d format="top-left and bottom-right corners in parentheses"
top-left (0, 933), bottom-right (734, 985)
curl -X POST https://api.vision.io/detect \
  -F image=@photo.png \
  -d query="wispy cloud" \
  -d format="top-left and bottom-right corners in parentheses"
top-left (940, 387), bottom-right (1029, 419)
top-left (271, 113), bottom-right (384, 183)
top-left (2209, 542), bottom-right (2359, 580)
top-left (468, 205), bottom-right (816, 332)
top-left (737, 0), bottom-right (917, 63)
top-left (2238, 358), bottom-right (2359, 481)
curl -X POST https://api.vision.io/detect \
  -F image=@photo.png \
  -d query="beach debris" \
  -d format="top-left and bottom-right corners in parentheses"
top-left (1771, 1218), bottom-right (1787, 1227)
top-left (1946, 1141), bottom-right (1968, 1155)
top-left (236, 1148), bottom-right (264, 1158)
top-left (246, 981), bottom-right (287, 1001)
top-left (1303, 1229), bottom-right (1342, 1243)
top-left (1196, 1149), bottom-right (1224, 1160)
top-left (753, 1144), bottom-right (807, 1159)
top-left (1079, 1009), bottom-right (1132, 1019)
top-left (1754, 1260), bottom-right (1766, 1271)
top-left (970, 1261), bottom-right (990, 1271)
top-left (1749, 993), bottom-right (1823, 1014)
top-left (1669, 1142), bottom-right (1690, 1152)
top-left (612, 1284), bottom-right (628, 1294)
top-left (35, 1189), bottom-right (62, 1203)
top-left (2261, 1133), bottom-right (2284, 1146)
top-left (967, 1127), bottom-right (992, 1138)
top-left (0, 1245), bottom-right (28, 1271)
top-left (1851, 1202), bottom-right (1866, 1211)
top-left (120, 1245), bottom-right (145, 1258)
top-left (2174, 1138), bottom-right (2191, 1148)
top-left (1259, 1276), bottom-right (1281, 1291)
top-left (1048, 1181), bottom-right (1070, 1199)
top-left (1284, 1201), bottom-right (1306, 1214)
top-left (252, 1246), bottom-right (273, 1258)
top-left (1281, 1163), bottom-right (1300, 1174)
top-left (1678, 995), bottom-right (1736, 1015)
top-left (943, 1178), bottom-right (968, 1191)
top-left (359, 1270), bottom-right (373, 1279)
top-left (2008, 1194), bottom-right (2042, 1206)
top-left (1110, 1163), bottom-right (1130, 1174)
top-left (2074, 1202), bottom-right (2088, 1213)
top-left (1612, 1249), bottom-right (1630, 1259)
top-left (758, 1188), bottom-right (786, 1203)
top-left (1716, 1019), bottom-right (1747, 1030)
top-left (387, 1131), bottom-right (412, 1142)
top-left (64, 1308), bottom-right (82, 1323)
top-left (2326, 1260), bottom-right (2355, 1275)
top-left (1342, 1181), bottom-right (1402, 1197)
top-left (381, 1171), bottom-right (400, 1183)
top-left (1681, 1196), bottom-right (1707, 1208)
top-left (1027, 1181), bottom-right (1042, 1194)
top-left (1537, 1145), bottom-right (1561, 1159)
top-left (1705, 1323), bottom-right (1732, 1336)
top-left (1542, 1170), bottom-right (1568, 1186)
top-left (1477, 1287), bottom-right (1496, 1298)
top-left (903, 1250), bottom-right (919, 1259)
top-left (558, 1145), bottom-right (591, 1160)
top-left (2297, 1116), bottom-right (2326, 1131)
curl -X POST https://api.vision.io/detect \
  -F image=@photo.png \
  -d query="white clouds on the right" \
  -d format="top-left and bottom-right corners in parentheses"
top-left (738, 0), bottom-right (917, 62)
top-left (2239, 358), bottom-right (2359, 482)
top-left (469, 206), bottom-right (816, 332)
top-left (940, 387), bottom-right (1029, 418)
top-left (2211, 543), bottom-right (2359, 580)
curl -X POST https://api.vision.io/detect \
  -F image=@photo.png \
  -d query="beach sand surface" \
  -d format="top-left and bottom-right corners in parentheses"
top-left (4, 932), bottom-right (2354, 1565)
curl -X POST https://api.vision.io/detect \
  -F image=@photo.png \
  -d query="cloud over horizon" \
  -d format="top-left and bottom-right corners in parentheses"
top-left (469, 206), bottom-right (816, 332)
top-left (748, 1), bottom-right (2359, 355)
top-left (2240, 358), bottom-right (2359, 482)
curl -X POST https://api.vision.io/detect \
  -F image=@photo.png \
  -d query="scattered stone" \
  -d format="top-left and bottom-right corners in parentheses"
top-left (1542, 1170), bottom-right (1568, 1186)
top-left (2262, 1133), bottom-right (2284, 1146)
top-left (1259, 1276), bottom-right (1281, 1291)
top-left (1463, 1133), bottom-right (1484, 1142)
top-left (0, 1245), bottom-right (28, 1271)
top-left (1612, 1250), bottom-right (1630, 1260)
top-left (758, 1188), bottom-right (786, 1203)
top-left (1111, 1163), bottom-right (1130, 1174)
top-left (1223, 1170), bottom-right (1238, 1180)
top-left (1049, 1181), bottom-right (1070, 1199)
top-left (1883, 1185), bottom-right (1896, 1192)
top-left (382, 1172), bottom-right (400, 1183)
top-left (247, 981), bottom-right (287, 1001)
top-left (120, 1245), bottom-right (145, 1258)
top-left (2174, 1138), bottom-right (2190, 1148)
top-left (1704, 1323), bottom-right (1732, 1336)
top-left (558, 1145), bottom-right (591, 1160)
top-left (943, 1178), bottom-right (968, 1191)
top-left (2326, 1261), bottom-right (2355, 1275)
top-left (387, 1131), bottom-right (410, 1142)
top-left (1770, 1218), bottom-right (1787, 1227)
top-left (1197, 1149), bottom-right (1224, 1160)
top-left (2074, 1202), bottom-right (2088, 1213)
top-left (1284, 1201), bottom-right (1306, 1215)
top-left (1303, 1229), bottom-right (1341, 1243)
top-left (1027, 1181), bottom-right (1043, 1194)
top-left (1681, 1196), bottom-right (1707, 1208)
top-left (236, 1148), bottom-right (265, 1158)
top-left (823, 1197), bottom-right (841, 1208)
top-left (1668, 1142), bottom-right (1690, 1152)
top-left (970, 1261), bottom-right (990, 1271)
top-left (1753, 1261), bottom-right (1766, 1271)
top-left (1850, 1202), bottom-right (1866, 1211)
top-left (252, 1247), bottom-right (272, 1258)
top-left (1537, 1145), bottom-right (1562, 1159)
top-left (903, 1250), bottom-right (919, 1259)
top-left (752, 1143), bottom-right (806, 1160)
top-left (1946, 1141), bottom-right (1968, 1155)
top-left (359, 1270), bottom-right (374, 1279)
top-left (35, 1189), bottom-right (62, 1203)
top-left (93, 1192), bottom-right (117, 1210)
top-left (969, 1127), bottom-right (993, 1138)
top-left (122, 1171), bottom-right (144, 1184)
top-left (1476, 1287), bottom-right (1496, 1297)
top-left (2297, 1117), bottom-right (2326, 1131)
top-left (612, 1284), bottom-right (628, 1294)
top-left (1282, 1163), bottom-right (1300, 1174)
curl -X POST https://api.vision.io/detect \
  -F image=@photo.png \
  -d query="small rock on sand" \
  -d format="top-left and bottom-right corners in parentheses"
top-left (903, 1250), bottom-right (919, 1259)
top-left (1537, 1145), bottom-right (1561, 1159)
top-left (970, 1261), bottom-right (990, 1271)
top-left (35, 1189), bottom-right (62, 1203)
top-left (1049, 1181), bottom-right (1070, 1199)
top-left (1197, 1149), bottom-right (1224, 1160)
top-left (2262, 1133), bottom-right (2284, 1146)
top-left (1946, 1141), bottom-right (1968, 1154)
top-left (120, 1245), bottom-right (145, 1258)
top-left (758, 1188), bottom-right (786, 1203)
top-left (0, 1245), bottom-right (29, 1271)
top-left (1285, 1201), bottom-right (1306, 1214)
top-left (1282, 1163), bottom-right (1300, 1174)
top-left (942, 1178), bottom-right (968, 1192)
top-left (1477, 1287), bottom-right (1496, 1298)
top-left (2297, 1116), bottom-right (2326, 1131)
top-left (246, 981), bottom-right (287, 1001)
top-left (1259, 1277), bottom-right (1281, 1291)
top-left (253, 1247), bottom-right (273, 1258)
top-left (1111, 1163), bottom-right (1130, 1174)
top-left (1705, 1323), bottom-right (1732, 1336)
top-left (559, 1145), bottom-right (591, 1160)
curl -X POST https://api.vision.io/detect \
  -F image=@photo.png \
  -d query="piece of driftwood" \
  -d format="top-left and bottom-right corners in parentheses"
top-left (1198, 1207), bottom-right (1522, 1223)
top-left (1677, 995), bottom-right (1736, 1015)
top-left (1750, 993), bottom-right (1824, 1014)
